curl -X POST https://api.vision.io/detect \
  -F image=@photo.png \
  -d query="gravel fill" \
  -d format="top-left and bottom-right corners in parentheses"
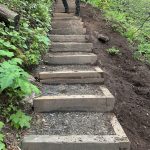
top-left (41, 84), bottom-right (103, 96)
top-left (35, 65), bottom-right (95, 73)
top-left (49, 52), bottom-right (93, 55)
top-left (28, 112), bottom-right (115, 135)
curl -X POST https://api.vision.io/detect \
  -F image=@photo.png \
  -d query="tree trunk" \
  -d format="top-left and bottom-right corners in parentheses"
top-left (0, 4), bottom-right (20, 28)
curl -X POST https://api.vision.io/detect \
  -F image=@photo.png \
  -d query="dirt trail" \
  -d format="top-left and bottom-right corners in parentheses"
top-left (80, 3), bottom-right (150, 150)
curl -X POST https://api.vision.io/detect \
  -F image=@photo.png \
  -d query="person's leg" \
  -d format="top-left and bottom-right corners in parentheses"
top-left (62, 0), bottom-right (69, 13)
top-left (75, 0), bottom-right (80, 16)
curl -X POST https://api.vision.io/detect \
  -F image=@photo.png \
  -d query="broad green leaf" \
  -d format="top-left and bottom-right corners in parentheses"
top-left (0, 50), bottom-right (14, 58)
top-left (0, 134), bottom-right (4, 142)
top-left (0, 123), bottom-right (4, 130)
top-left (0, 142), bottom-right (5, 150)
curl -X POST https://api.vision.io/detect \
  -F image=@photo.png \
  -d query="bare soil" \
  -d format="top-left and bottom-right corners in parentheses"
top-left (80, 3), bottom-right (150, 150)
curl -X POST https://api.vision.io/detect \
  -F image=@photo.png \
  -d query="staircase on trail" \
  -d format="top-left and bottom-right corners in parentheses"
top-left (22, 0), bottom-right (130, 150)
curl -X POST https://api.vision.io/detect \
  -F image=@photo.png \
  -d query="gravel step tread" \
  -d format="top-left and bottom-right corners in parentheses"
top-left (34, 65), bottom-right (96, 73)
top-left (46, 52), bottom-right (96, 55)
top-left (27, 113), bottom-right (116, 136)
top-left (35, 65), bottom-right (96, 73)
top-left (39, 84), bottom-right (104, 96)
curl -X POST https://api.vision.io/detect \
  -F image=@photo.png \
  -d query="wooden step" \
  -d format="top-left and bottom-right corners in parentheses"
top-left (33, 86), bottom-right (115, 112)
top-left (22, 113), bottom-right (130, 150)
top-left (49, 35), bottom-right (88, 42)
top-left (50, 42), bottom-right (93, 52)
top-left (51, 27), bottom-right (86, 35)
top-left (43, 52), bottom-right (97, 65)
top-left (51, 21), bottom-right (84, 29)
top-left (38, 66), bottom-right (104, 84)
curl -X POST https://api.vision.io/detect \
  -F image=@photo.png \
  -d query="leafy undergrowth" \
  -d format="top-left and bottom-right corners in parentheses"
top-left (0, 0), bottom-right (53, 149)
top-left (83, 0), bottom-right (150, 63)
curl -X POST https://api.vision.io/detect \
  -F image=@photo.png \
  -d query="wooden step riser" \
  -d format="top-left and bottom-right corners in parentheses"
top-left (34, 96), bottom-right (114, 112)
top-left (39, 69), bottom-right (104, 84)
top-left (39, 70), bottom-right (104, 80)
top-left (38, 67), bottom-right (104, 84)
top-left (51, 22), bottom-right (84, 29)
top-left (23, 137), bottom-right (130, 150)
top-left (40, 78), bottom-right (104, 84)
top-left (44, 54), bottom-right (97, 65)
top-left (33, 87), bottom-right (115, 112)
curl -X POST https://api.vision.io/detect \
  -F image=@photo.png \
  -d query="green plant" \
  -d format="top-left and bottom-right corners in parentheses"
top-left (9, 110), bottom-right (32, 129)
top-left (107, 47), bottom-right (120, 55)
top-left (0, 39), bottom-right (17, 51)
top-left (2, 104), bottom-right (18, 121)
top-left (0, 50), bottom-right (14, 59)
top-left (0, 122), bottom-right (5, 150)
top-left (0, 0), bottom-right (52, 66)
top-left (0, 55), bottom-right (40, 96)
top-left (134, 43), bottom-right (150, 63)
top-left (0, 0), bottom-right (52, 148)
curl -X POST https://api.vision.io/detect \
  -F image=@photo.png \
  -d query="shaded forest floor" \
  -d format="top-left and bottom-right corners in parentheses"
top-left (80, 3), bottom-right (150, 150)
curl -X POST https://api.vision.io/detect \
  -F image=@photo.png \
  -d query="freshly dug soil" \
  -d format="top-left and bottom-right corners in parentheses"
top-left (80, 3), bottom-right (150, 150)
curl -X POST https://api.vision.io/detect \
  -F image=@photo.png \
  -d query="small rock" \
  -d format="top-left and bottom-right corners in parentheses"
top-left (97, 34), bottom-right (110, 43)
top-left (42, 118), bottom-right (46, 123)
top-left (42, 66), bottom-right (46, 69)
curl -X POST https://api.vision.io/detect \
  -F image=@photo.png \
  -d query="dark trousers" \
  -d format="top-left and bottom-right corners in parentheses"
top-left (62, 0), bottom-right (80, 14)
